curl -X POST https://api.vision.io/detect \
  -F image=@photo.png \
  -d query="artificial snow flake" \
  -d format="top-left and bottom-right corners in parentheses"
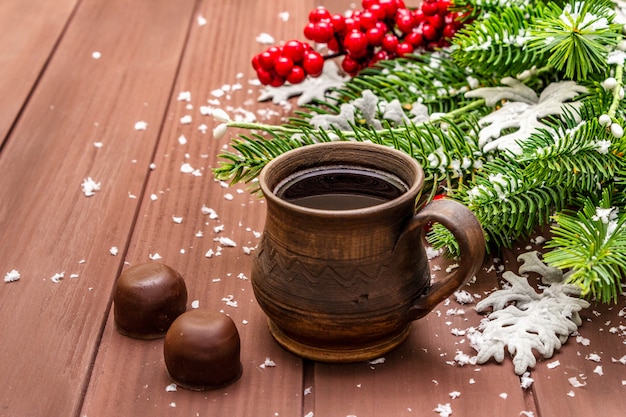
top-left (50, 272), bottom-right (65, 283)
top-left (465, 78), bottom-right (587, 154)
top-left (81, 177), bottom-right (101, 197)
top-left (4, 270), bottom-right (20, 283)
top-left (259, 357), bottom-right (276, 368)
top-left (433, 403), bottom-right (452, 417)
top-left (472, 251), bottom-right (590, 375)
top-left (134, 121), bottom-right (148, 130)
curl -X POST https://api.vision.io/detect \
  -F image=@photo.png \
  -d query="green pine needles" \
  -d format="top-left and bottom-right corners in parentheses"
top-left (544, 189), bottom-right (626, 303)
top-left (214, 0), bottom-right (626, 303)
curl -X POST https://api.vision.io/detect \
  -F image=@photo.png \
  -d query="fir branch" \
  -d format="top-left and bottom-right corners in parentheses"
top-left (543, 189), bottom-right (626, 303)
top-left (461, 160), bottom-right (573, 248)
top-left (451, 5), bottom-right (550, 78)
top-left (516, 109), bottom-right (622, 193)
top-left (529, 1), bottom-right (622, 80)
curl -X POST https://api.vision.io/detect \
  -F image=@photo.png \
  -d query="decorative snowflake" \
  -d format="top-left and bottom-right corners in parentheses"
top-left (465, 78), bottom-right (587, 154)
top-left (471, 251), bottom-right (590, 375)
top-left (257, 61), bottom-right (349, 106)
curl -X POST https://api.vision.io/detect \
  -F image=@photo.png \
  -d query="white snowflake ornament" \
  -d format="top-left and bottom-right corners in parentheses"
top-left (472, 251), bottom-right (590, 375)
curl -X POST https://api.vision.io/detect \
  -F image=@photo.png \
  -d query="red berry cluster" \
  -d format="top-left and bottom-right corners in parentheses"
top-left (252, 40), bottom-right (325, 87)
top-left (252, 0), bottom-right (467, 85)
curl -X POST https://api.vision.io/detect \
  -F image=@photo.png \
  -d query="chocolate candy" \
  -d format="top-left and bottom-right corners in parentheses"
top-left (113, 263), bottom-right (187, 339)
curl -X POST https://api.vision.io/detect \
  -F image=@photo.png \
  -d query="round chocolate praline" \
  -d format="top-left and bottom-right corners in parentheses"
top-left (113, 263), bottom-right (188, 339)
top-left (164, 310), bottom-right (243, 390)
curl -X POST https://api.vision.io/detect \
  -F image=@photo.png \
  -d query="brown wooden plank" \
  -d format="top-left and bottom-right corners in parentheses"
top-left (79, 0), bottom-right (317, 415)
top-left (0, 0), bottom-right (196, 415)
top-left (499, 242), bottom-right (626, 417)
top-left (0, 0), bottom-right (79, 146)
top-left (312, 255), bottom-right (532, 417)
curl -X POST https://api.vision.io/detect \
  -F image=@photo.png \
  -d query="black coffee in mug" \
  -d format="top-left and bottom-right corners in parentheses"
top-left (274, 165), bottom-right (409, 210)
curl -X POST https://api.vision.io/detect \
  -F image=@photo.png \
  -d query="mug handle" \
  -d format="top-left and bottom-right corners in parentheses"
top-left (404, 199), bottom-right (486, 321)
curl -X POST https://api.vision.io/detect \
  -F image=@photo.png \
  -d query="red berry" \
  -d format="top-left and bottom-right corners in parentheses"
top-left (274, 56), bottom-right (294, 77)
top-left (362, 0), bottom-right (379, 8)
top-left (309, 6), bottom-right (331, 23)
top-left (421, 2), bottom-right (438, 16)
top-left (371, 49), bottom-right (391, 64)
top-left (256, 68), bottom-right (273, 85)
top-left (344, 17), bottom-right (361, 34)
top-left (251, 54), bottom-right (261, 70)
top-left (422, 23), bottom-right (438, 41)
top-left (406, 31), bottom-right (424, 47)
top-left (367, 4), bottom-right (386, 20)
top-left (438, 0), bottom-right (451, 13)
top-left (269, 74), bottom-right (285, 87)
top-left (443, 24), bottom-right (457, 39)
top-left (396, 42), bottom-right (414, 56)
top-left (366, 26), bottom-right (385, 46)
top-left (258, 50), bottom-right (276, 70)
top-left (286, 66), bottom-right (306, 84)
top-left (395, 13), bottom-right (415, 34)
top-left (360, 10), bottom-right (379, 30)
top-left (327, 38), bottom-right (340, 52)
top-left (429, 14), bottom-right (444, 30)
top-left (330, 14), bottom-right (346, 34)
top-left (382, 33), bottom-right (399, 52)
top-left (304, 21), bottom-right (334, 43)
top-left (378, 0), bottom-right (398, 17)
top-left (341, 55), bottom-right (361, 75)
top-left (282, 40), bottom-right (305, 63)
top-left (344, 31), bottom-right (368, 55)
top-left (303, 52), bottom-right (325, 77)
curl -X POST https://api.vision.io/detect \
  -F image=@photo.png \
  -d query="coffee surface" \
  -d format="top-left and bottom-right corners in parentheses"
top-left (275, 166), bottom-right (407, 210)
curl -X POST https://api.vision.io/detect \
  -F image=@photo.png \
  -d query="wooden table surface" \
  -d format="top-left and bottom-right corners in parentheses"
top-left (1, 1), bottom-right (625, 416)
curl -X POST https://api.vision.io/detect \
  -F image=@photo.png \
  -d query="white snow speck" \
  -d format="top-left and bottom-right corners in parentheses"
top-left (169, 402), bottom-right (176, 407)
top-left (586, 353), bottom-right (601, 362)
top-left (217, 237), bottom-right (237, 247)
top-left (110, 246), bottom-right (119, 256)
top-left (547, 360), bottom-right (561, 369)
top-left (278, 11), bottom-right (289, 21)
top-left (454, 290), bottom-right (475, 304)
top-left (449, 391), bottom-right (461, 399)
top-left (4, 270), bottom-right (20, 283)
top-left (177, 91), bottom-right (191, 101)
top-left (92, 51), bottom-right (101, 59)
top-left (255, 33), bottom-right (275, 44)
top-left (222, 295), bottom-right (238, 307)
top-left (94, 142), bottom-right (103, 148)
top-left (50, 272), bottom-right (65, 283)
top-left (180, 115), bottom-right (192, 125)
top-left (593, 365), bottom-right (604, 376)
top-left (201, 205), bottom-right (218, 219)
top-left (165, 383), bottom-right (177, 392)
top-left (172, 216), bottom-right (183, 224)
top-left (568, 376), bottom-right (587, 388)
top-left (81, 177), bottom-right (101, 197)
top-left (149, 253), bottom-right (162, 260)
top-left (520, 372), bottom-right (534, 389)
top-left (180, 162), bottom-right (195, 174)
top-left (368, 357), bottom-right (386, 365)
top-left (224, 193), bottom-right (234, 200)
top-left (499, 392), bottom-right (508, 399)
top-left (134, 121), bottom-right (148, 131)
top-left (520, 412), bottom-right (535, 417)
top-left (197, 15), bottom-right (207, 26)
top-left (191, 300), bottom-right (200, 309)
top-left (259, 357), bottom-right (276, 368)
top-left (612, 355), bottom-right (626, 364)
top-left (567, 390), bottom-right (575, 397)
top-left (434, 403), bottom-right (452, 417)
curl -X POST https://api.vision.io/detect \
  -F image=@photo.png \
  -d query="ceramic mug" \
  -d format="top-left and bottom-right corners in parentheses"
top-left (251, 141), bottom-right (485, 362)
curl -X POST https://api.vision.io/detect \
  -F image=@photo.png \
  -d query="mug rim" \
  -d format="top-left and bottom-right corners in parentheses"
top-left (259, 141), bottom-right (424, 217)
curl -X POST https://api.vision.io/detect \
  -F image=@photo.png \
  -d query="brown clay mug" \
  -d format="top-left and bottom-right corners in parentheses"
top-left (251, 141), bottom-right (485, 362)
